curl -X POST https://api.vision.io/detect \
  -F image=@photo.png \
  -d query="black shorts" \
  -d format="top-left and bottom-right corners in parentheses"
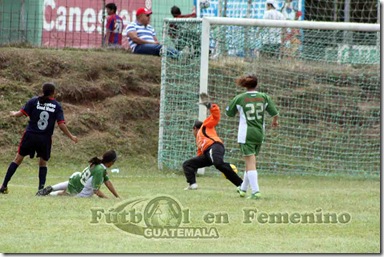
top-left (18, 132), bottom-right (52, 161)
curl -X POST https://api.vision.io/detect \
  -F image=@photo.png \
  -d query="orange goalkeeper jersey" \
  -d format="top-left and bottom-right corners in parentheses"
top-left (196, 104), bottom-right (224, 156)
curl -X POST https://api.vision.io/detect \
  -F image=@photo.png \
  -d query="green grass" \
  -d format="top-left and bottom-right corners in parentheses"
top-left (0, 47), bottom-right (379, 253)
top-left (0, 157), bottom-right (380, 253)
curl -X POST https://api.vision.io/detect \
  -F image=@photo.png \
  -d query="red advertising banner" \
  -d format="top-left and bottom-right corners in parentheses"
top-left (42, 0), bottom-right (147, 48)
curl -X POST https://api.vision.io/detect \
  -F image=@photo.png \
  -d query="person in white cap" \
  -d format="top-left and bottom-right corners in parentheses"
top-left (260, 0), bottom-right (286, 59)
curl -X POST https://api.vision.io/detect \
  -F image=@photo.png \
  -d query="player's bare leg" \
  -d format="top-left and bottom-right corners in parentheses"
top-left (50, 190), bottom-right (67, 196)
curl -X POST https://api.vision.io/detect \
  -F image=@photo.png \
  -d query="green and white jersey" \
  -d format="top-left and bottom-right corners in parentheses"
top-left (67, 164), bottom-right (110, 195)
top-left (226, 91), bottom-right (279, 144)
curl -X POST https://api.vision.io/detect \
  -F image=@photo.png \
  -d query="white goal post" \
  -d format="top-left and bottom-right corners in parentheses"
top-left (158, 16), bottom-right (380, 178)
top-left (196, 18), bottom-right (379, 175)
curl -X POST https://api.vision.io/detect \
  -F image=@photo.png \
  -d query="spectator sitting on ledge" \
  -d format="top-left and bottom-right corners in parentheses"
top-left (125, 7), bottom-right (180, 58)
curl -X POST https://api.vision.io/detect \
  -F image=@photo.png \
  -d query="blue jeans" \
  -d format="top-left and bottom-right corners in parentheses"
top-left (134, 44), bottom-right (179, 58)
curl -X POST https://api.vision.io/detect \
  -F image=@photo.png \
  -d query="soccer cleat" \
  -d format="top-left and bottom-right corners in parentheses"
top-left (237, 186), bottom-right (246, 197)
top-left (0, 186), bottom-right (8, 194)
top-left (247, 192), bottom-right (261, 200)
top-left (35, 185), bottom-right (53, 196)
top-left (184, 183), bottom-right (198, 190)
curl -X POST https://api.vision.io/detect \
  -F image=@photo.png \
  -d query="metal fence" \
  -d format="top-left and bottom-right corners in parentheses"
top-left (0, 0), bottom-right (194, 47)
top-left (0, 0), bottom-right (379, 48)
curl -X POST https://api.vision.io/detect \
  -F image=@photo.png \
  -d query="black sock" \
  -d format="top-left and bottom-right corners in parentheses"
top-left (38, 166), bottom-right (48, 190)
top-left (2, 162), bottom-right (19, 188)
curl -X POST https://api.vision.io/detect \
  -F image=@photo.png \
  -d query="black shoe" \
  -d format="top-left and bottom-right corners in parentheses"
top-left (36, 186), bottom-right (53, 196)
top-left (0, 186), bottom-right (8, 194)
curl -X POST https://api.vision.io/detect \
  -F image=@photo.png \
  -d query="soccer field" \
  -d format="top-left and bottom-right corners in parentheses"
top-left (0, 158), bottom-right (380, 253)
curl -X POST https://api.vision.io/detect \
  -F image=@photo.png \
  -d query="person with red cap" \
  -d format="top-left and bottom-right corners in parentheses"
top-left (125, 7), bottom-right (179, 58)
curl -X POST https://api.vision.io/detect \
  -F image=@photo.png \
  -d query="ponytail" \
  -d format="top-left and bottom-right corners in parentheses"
top-left (88, 157), bottom-right (102, 165)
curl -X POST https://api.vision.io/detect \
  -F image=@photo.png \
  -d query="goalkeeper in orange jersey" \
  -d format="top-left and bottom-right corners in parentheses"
top-left (183, 93), bottom-right (243, 190)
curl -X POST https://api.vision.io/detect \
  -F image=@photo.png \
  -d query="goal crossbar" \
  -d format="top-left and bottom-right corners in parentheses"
top-left (203, 17), bottom-right (380, 31)
top-left (196, 17), bottom-right (380, 175)
top-left (158, 17), bottom-right (380, 176)
top-left (199, 17), bottom-right (380, 122)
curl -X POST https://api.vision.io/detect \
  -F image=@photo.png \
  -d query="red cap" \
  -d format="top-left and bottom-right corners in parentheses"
top-left (136, 7), bottom-right (152, 16)
top-left (296, 11), bottom-right (302, 18)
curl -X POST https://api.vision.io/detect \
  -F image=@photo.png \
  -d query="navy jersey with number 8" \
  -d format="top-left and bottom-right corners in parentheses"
top-left (21, 96), bottom-right (65, 135)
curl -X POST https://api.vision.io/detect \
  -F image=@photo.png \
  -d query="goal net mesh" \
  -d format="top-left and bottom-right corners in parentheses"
top-left (159, 18), bottom-right (380, 178)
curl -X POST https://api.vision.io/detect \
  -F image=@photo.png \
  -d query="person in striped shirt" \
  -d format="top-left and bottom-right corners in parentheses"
top-left (125, 7), bottom-right (179, 58)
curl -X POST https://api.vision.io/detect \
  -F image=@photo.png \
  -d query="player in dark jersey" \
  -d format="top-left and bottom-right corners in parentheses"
top-left (104, 3), bottom-right (123, 47)
top-left (0, 82), bottom-right (78, 195)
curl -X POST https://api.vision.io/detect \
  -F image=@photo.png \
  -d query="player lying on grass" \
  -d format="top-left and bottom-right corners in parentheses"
top-left (183, 93), bottom-right (243, 190)
top-left (36, 150), bottom-right (120, 199)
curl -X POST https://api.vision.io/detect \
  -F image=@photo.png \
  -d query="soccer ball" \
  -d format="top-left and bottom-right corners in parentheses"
top-left (223, 164), bottom-right (238, 178)
top-left (200, 0), bottom-right (210, 9)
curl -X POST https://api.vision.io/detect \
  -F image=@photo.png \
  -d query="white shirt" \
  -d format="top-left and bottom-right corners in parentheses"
top-left (261, 9), bottom-right (286, 44)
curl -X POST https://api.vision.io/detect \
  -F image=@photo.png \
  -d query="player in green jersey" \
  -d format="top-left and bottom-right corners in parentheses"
top-left (226, 74), bottom-right (279, 199)
top-left (36, 150), bottom-right (120, 199)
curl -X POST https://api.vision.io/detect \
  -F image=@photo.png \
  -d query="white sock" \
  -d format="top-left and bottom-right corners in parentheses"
top-left (240, 171), bottom-right (249, 191)
top-left (247, 170), bottom-right (259, 194)
top-left (49, 190), bottom-right (64, 196)
top-left (52, 181), bottom-right (69, 191)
